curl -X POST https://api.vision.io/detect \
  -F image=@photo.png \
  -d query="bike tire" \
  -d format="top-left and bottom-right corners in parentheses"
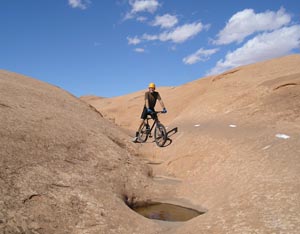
top-left (138, 122), bottom-right (149, 142)
top-left (154, 123), bottom-right (167, 147)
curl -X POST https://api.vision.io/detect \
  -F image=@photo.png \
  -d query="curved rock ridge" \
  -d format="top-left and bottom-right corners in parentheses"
top-left (83, 54), bottom-right (300, 234)
top-left (0, 70), bottom-right (163, 234)
top-left (1, 54), bottom-right (300, 234)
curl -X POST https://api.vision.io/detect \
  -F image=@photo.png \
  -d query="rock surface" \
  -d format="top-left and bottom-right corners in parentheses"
top-left (0, 71), bottom-right (164, 234)
top-left (1, 54), bottom-right (300, 234)
top-left (83, 54), bottom-right (300, 234)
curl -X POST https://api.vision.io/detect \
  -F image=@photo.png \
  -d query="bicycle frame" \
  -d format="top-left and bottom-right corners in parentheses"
top-left (143, 115), bottom-right (159, 135)
top-left (138, 111), bottom-right (167, 147)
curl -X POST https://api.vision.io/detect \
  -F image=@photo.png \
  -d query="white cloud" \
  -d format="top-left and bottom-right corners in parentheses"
top-left (208, 25), bottom-right (300, 75)
top-left (129, 21), bottom-right (204, 45)
top-left (137, 16), bottom-right (148, 22)
top-left (152, 14), bottom-right (178, 28)
top-left (134, 48), bottom-right (145, 53)
top-left (183, 48), bottom-right (219, 65)
top-left (125, 0), bottom-right (160, 19)
top-left (127, 36), bottom-right (141, 45)
top-left (141, 33), bottom-right (158, 41)
top-left (130, 0), bottom-right (159, 13)
top-left (160, 22), bottom-right (203, 43)
top-left (215, 7), bottom-right (291, 45)
top-left (68, 0), bottom-right (90, 9)
top-left (157, 22), bottom-right (204, 43)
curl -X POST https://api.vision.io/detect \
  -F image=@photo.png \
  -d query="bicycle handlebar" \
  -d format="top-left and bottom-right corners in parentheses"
top-left (146, 111), bottom-right (166, 118)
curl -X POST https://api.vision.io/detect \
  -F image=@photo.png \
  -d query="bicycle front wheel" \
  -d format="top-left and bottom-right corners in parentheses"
top-left (138, 122), bottom-right (149, 142)
top-left (154, 123), bottom-right (167, 147)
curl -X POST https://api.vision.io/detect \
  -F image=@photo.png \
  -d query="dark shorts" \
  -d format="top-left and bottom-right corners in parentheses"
top-left (140, 107), bottom-right (157, 120)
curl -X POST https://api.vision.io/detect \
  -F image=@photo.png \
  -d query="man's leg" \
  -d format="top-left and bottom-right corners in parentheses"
top-left (132, 107), bottom-right (148, 142)
top-left (132, 119), bottom-right (145, 142)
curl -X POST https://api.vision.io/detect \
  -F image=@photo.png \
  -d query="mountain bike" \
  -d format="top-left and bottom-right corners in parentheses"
top-left (138, 111), bottom-right (167, 147)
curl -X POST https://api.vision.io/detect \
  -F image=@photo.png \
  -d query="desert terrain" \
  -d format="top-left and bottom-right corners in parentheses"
top-left (1, 54), bottom-right (300, 233)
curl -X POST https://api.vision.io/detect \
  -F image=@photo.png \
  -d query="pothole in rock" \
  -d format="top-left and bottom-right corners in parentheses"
top-left (125, 199), bottom-right (205, 222)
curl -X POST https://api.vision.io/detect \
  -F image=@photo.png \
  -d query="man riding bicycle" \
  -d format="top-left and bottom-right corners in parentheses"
top-left (132, 82), bottom-right (167, 142)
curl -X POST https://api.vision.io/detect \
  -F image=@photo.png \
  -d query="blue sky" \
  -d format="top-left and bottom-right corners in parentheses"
top-left (1, 0), bottom-right (300, 97)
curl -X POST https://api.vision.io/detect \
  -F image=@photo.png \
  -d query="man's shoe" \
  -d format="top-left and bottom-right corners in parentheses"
top-left (132, 137), bottom-right (138, 143)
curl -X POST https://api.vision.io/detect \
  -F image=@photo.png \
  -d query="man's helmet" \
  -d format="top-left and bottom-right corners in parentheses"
top-left (148, 82), bottom-right (156, 89)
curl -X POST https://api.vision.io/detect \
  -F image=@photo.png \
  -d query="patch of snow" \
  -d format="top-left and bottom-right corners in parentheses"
top-left (194, 124), bottom-right (200, 127)
top-left (275, 133), bottom-right (290, 139)
top-left (229, 124), bottom-right (237, 128)
top-left (262, 145), bottom-right (271, 150)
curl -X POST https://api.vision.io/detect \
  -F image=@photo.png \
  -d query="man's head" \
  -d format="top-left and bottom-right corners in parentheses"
top-left (148, 82), bottom-right (156, 92)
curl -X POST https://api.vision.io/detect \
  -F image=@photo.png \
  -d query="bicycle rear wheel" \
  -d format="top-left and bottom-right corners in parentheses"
top-left (138, 122), bottom-right (149, 142)
top-left (154, 123), bottom-right (167, 147)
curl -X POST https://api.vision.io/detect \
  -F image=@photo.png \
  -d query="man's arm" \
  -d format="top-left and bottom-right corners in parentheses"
top-left (157, 93), bottom-right (166, 109)
top-left (144, 92), bottom-right (149, 109)
top-left (159, 99), bottom-right (165, 109)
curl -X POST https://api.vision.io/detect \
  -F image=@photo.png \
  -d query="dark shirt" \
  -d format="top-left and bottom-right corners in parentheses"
top-left (145, 91), bottom-right (161, 109)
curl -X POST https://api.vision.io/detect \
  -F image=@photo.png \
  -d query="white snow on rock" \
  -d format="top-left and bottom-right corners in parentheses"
top-left (275, 134), bottom-right (290, 139)
top-left (262, 145), bottom-right (271, 150)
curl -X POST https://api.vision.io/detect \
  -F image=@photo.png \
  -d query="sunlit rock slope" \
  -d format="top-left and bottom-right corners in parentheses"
top-left (83, 54), bottom-right (300, 234)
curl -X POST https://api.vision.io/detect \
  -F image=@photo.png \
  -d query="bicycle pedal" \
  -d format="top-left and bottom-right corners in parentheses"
top-left (149, 135), bottom-right (152, 138)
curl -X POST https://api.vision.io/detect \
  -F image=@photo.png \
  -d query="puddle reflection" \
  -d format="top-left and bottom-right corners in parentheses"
top-left (132, 202), bottom-right (204, 222)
